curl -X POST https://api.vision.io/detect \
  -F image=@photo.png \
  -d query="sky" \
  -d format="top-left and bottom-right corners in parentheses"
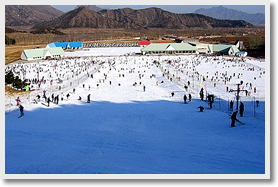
top-left (51, 5), bottom-right (265, 14)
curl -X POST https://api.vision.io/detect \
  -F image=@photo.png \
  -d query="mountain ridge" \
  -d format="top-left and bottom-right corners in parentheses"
top-left (194, 6), bottom-right (265, 26)
top-left (31, 6), bottom-right (254, 30)
top-left (5, 5), bottom-right (64, 26)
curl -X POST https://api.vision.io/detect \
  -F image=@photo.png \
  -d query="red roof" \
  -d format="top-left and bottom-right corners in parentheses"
top-left (140, 41), bottom-right (151, 45)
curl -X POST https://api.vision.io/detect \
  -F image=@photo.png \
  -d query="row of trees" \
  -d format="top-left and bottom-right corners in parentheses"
top-left (5, 35), bottom-right (16, 45)
top-left (5, 71), bottom-right (28, 90)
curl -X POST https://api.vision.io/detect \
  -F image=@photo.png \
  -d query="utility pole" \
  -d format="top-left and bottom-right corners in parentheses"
top-left (230, 82), bottom-right (247, 110)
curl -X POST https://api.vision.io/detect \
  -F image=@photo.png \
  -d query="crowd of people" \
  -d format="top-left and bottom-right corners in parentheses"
top-left (7, 54), bottom-right (264, 127)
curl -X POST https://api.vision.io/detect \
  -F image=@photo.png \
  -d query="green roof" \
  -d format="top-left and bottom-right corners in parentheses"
top-left (209, 44), bottom-right (239, 54)
top-left (170, 43), bottom-right (196, 51)
top-left (210, 44), bottom-right (231, 52)
top-left (141, 43), bottom-right (197, 52)
top-left (22, 47), bottom-right (65, 60)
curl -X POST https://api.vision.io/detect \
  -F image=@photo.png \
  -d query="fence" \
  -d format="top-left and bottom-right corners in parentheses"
top-left (83, 42), bottom-right (140, 48)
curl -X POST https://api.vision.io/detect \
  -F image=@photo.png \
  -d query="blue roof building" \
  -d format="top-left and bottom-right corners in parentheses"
top-left (46, 42), bottom-right (83, 49)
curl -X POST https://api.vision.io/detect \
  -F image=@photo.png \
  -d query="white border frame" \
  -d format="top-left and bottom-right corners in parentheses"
top-left (2, 0), bottom-right (272, 181)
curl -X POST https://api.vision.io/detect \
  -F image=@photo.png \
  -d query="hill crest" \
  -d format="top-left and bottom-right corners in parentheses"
top-left (32, 6), bottom-right (254, 30)
top-left (194, 6), bottom-right (265, 26)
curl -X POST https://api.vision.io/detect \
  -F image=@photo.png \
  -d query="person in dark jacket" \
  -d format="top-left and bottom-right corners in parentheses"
top-left (239, 102), bottom-right (244, 117)
top-left (47, 97), bottom-right (50, 107)
top-left (171, 92), bottom-right (175, 97)
top-left (183, 94), bottom-right (187, 104)
top-left (87, 94), bottom-right (91, 103)
top-left (66, 93), bottom-right (70, 100)
top-left (199, 88), bottom-right (204, 101)
top-left (231, 111), bottom-right (238, 127)
top-left (230, 100), bottom-right (234, 111)
top-left (188, 93), bottom-right (192, 102)
top-left (208, 94), bottom-right (214, 109)
top-left (197, 106), bottom-right (204, 112)
top-left (18, 105), bottom-right (24, 118)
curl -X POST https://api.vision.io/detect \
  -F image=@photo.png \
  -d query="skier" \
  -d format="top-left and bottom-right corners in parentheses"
top-left (183, 94), bottom-right (187, 104)
top-left (208, 94), bottom-right (214, 109)
top-left (36, 95), bottom-right (40, 102)
top-left (197, 106), bottom-right (204, 112)
top-left (56, 95), bottom-right (59, 105)
top-left (87, 94), bottom-right (91, 103)
top-left (230, 111), bottom-right (238, 127)
top-left (239, 102), bottom-right (244, 117)
top-left (171, 92), bottom-right (175, 97)
top-left (188, 93), bottom-right (192, 102)
top-left (18, 105), bottom-right (24, 118)
top-left (66, 93), bottom-right (70, 100)
top-left (143, 85), bottom-right (146, 92)
top-left (16, 97), bottom-right (20, 106)
top-left (199, 88), bottom-right (204, 101)
top-left (184, 85), bottom-right (188, 92)
top-left (230, 100), bottom-right (234, 111)
top-left (78, 96), bottom-right (82, 100)
top-left (61, 93), bottom-right (64, 101)
top-left (43, 90), bottom-right (46, 99)
top-left (47, 97), bottom-right (50, 107)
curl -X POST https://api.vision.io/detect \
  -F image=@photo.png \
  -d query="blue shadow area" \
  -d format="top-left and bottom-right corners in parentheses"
top-left (5, 99), bottom-right (265, 174)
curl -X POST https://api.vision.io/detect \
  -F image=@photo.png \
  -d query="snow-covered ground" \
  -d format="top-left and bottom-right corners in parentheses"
top-left (4, 47), bottom-right (268, 178)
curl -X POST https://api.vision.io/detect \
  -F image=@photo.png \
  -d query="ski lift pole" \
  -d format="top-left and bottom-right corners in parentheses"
top-left (230, 82), bottom-right (246, 111)
top-left (236, 83), bottom-right (240, 110)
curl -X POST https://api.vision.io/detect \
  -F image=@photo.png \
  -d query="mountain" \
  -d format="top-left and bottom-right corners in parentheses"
top-left (32, 6), bottom-right (122, 29)
top-left (194, 6), bottom-right (265, 26)
top-left (75, 5), bottom-right (102, 12)
top-left (5, 5), bottom-right (64, 27)
top-left (32, 6), bottom-right (254, 30)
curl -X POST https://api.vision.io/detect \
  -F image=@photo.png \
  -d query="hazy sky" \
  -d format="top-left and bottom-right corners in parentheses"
top-left (51, 5), bottom-right (265, 14)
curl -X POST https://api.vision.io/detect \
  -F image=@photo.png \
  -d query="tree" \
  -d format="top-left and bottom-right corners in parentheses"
top-left (5, 35), bottom-right (16, 45)
top-left (12, 76), bottom-right (28, 90)
top-left (5, 71), bottom-right (14, 84)
top-left (5, 71), bottom-right (28, 90)
top-left (248, 35), bottom-right (263, 50)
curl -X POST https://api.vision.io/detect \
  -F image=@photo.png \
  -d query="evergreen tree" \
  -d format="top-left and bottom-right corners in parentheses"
top-left (5, 70), bottom-right (14, 84)
top-left (5, 71), bottom-right (28, 90)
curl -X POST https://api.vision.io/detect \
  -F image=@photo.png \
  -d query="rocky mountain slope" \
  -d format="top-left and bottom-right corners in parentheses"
top-left (5, 5), bottom-right (64, 26)
top-left (75, 5), bottom-right (102, 12)
top-left (32, 6), bottom-right (254, 30)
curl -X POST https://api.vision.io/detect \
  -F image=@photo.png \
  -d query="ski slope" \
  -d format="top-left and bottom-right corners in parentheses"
top-left (5, 48), bottom-right (267, 178)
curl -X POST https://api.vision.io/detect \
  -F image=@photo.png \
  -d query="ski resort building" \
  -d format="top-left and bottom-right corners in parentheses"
top-left (21, 47), bottom-right (65, 61)
top-left (141, 43), bottom-right (197, 55)
top-left (187, 42), bottom-right (210, 54)
top-left (188, 42), bottom-right (240, 56)
top-left (46, 42), bottom-right (83, 49)
top-left (141, 42), bottom-right (242, 56)
top-left (208, 44), bottom-right (239, 56)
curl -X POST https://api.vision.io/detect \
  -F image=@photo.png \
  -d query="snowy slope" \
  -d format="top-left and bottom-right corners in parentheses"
top-left (5, 48), bottom-right (267, 177)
